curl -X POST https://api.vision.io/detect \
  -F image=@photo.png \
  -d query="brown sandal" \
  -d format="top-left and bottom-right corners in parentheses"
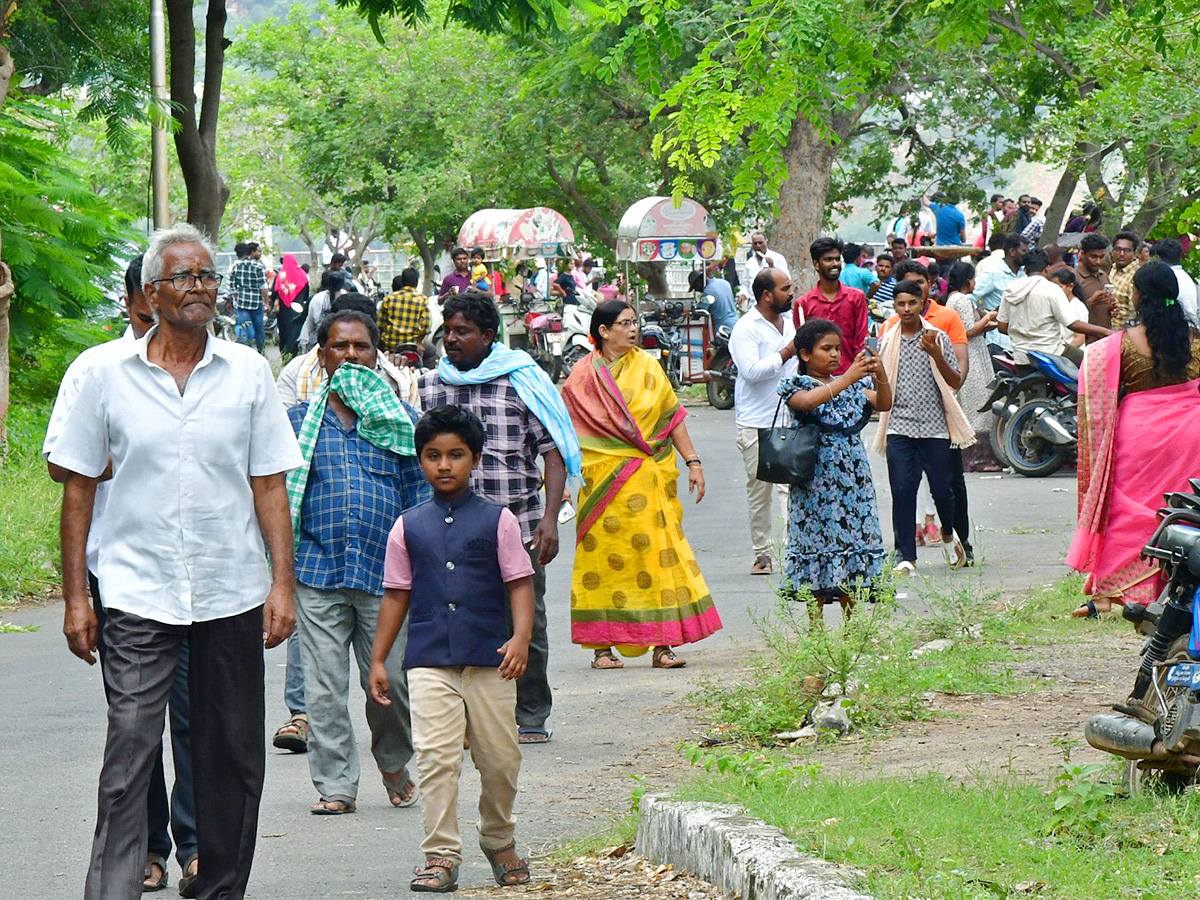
top-left (272, 713), bottom-right (308, 753)
top-left (590, 648), bottom-right (624, 669)
top-left (482, 840), bottom-right (531, 886)
top-left (652, 646), bottom-right (686, 669)
top-left (411, 857), bottom-right (459, 892)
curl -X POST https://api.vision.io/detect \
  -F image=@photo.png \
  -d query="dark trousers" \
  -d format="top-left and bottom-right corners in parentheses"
top-left (277, 303), bottom-right (302, 357)
top-left (89, 573), bottom-right (196, 869)
top-left (514, 545), bottom-right (551, 730)
top-left (86, 606), bottom-right (265, 900)
top-left (886, 435), bottom-right (956, 563)
top-left (949, 448), bottom-right (972, 552)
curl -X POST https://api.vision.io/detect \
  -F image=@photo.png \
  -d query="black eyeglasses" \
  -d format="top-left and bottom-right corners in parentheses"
top-left (152, 272), bottom-right (223, 291)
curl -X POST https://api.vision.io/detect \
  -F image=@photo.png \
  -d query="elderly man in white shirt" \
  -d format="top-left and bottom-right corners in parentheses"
top-left (728, 266), bottom-right (801, 574)
top-left (43, 256), bottom-right (202, 894)
top-left (740, 231), bottom-right (790, 304)
top-left (50, 223), bottom-right (303, 900)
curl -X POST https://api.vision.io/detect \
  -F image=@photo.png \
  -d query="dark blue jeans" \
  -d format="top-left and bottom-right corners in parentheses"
top-left (89, 572), bottom-right (197, 868)
top-left (234, 306), bottom-right (265, 353)
top-left (885, 435), bottom-right (957, 564)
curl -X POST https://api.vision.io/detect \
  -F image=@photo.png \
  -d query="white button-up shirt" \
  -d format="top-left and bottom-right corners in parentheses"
top-left (728, 307), bottom-right (798, 428)
top-left (742, 250), bottom-right (790, 299)
top-left (49, 328), bottom-right (303, 625)
top-left (42, 330), bottom-right (136, 574)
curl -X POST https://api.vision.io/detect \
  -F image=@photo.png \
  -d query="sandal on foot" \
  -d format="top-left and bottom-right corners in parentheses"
top-left (1072, 600), bottom-right (1101, 619)
top-left (411, 857), bottom-right (459, 893)
top-left (143, 853), bottom-right (167, 892)
top-left (942, 538), bottom-right (966, 570)
top-left (481, 841), bottom-right (530, 886)
top-left (177, 857), bottom-right (198, 899)
top-left (652, 646), bottom-right (686, 669)
top-left (591, 649), bottom-right (623, 669)
top-left (272, 713), bottom-right (308, 753)
top-left (518, 727), bottom-right (552, 744)
top-left (383, 770), bottom-right (420, 808)
top-left (310, 798), bottom-right (357, 815)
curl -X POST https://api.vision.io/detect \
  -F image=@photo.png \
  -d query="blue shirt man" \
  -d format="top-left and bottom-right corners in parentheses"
top-left (928, 197), bottom-right (967, 246)
top-left (699, 274), bottom-right (739, 331)
top-left (840, 261), bottom-right (879, 294)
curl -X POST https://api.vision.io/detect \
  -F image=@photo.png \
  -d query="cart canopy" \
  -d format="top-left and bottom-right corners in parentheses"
top-left (457, 207), bottom-right (576, 261)
top-left (615, 196), bottom-right (720, 263)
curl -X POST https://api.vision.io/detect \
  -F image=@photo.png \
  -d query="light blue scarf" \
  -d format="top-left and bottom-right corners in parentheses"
top-left (437, 343), bottom-right (583, 479)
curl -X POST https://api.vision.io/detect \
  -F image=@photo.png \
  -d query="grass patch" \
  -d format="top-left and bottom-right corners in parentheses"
top-left (548, 813), bottom-right (639, 862)
top-left (696, 574), bottom-right (1101, 744)
top-left (674, 752), bottom-right (1200, 900)
top-left (1, 400), bottom-right (61, 606)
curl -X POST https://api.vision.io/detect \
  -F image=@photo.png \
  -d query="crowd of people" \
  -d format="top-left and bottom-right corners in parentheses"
top-left (40, 196), bottom-right (1200, 897)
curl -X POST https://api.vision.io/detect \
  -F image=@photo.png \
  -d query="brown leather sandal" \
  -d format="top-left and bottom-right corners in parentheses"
top-left (411, 857), bottom-right (459, 892)
top-left (590, 648), bottom-right (624, 669)
top-left (652, 646), bottom-right (686, 669)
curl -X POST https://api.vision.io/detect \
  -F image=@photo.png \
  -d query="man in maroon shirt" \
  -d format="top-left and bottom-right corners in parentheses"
top-left (795, 236), bottom-right (869, 375)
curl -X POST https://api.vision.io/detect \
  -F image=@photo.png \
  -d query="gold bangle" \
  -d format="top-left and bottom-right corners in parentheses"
top-left (826, 383), bottom-right (835, 403)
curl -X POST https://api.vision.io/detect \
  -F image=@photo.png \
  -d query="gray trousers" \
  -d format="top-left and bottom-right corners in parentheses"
top-left (295, 585), bottom-right (412, 803)
top-left (86, 606), bottom-right (264, 900)
top-left (515, 544), bottom-right (551, 730)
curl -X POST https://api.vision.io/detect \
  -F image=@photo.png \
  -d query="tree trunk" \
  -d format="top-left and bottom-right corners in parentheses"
top-left (409, 225), bottom-right (437, 295)
top-left (771, 115), bottom-right (837, 294)
top-left (1040, 151), bottom-right (1084, 245)
top-left (166, 0), bottom-right (230, 237)
top-left (0, 41), bottom-right (14, 457)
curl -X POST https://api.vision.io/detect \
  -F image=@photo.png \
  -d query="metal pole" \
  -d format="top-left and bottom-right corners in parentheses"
top-left (149, 0), bottom-right (170, 228)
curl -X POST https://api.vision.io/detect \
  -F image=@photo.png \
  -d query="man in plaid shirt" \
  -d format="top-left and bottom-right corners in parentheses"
top-left (378, 268), bottom-right (431, 352)
top-left (420, 293), bottom-right (568, 745)
top-left (228, 241), bottom-right (270, 353)
top-left (288, 308), bottom-right (429, 813)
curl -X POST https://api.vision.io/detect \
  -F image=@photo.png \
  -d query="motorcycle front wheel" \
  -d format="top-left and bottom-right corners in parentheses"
top-left (1003, 399), bottom-right (1069, 477)
top-left (706, 377), bottom-right (734, 410)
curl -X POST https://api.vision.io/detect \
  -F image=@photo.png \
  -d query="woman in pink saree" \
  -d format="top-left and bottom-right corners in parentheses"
top-left (1067, 262), bottom-right (1200, 616)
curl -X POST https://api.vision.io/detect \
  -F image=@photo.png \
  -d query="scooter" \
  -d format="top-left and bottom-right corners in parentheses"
top-left (1085, 479), bottom-right (1200, 794)
top-left (1001, 350), bottom-right (1078, 478)
top-left (639, 299), bottom-right (687, 389)
top-left (704, 324), bottom-right (736, 410)
top-left (526, 307), bottom-right (565, 383)
top-left (561, 287), bottom-right (599, 375)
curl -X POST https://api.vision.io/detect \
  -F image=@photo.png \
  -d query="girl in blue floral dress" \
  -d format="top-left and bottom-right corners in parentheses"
top-left (778, 319), bottom-right (892, 622)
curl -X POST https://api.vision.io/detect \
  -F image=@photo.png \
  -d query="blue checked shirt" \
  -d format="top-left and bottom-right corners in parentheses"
top-left (289, 402), bottom-right (430, 593)
top-left (228, 258), bottom-right (268, 310)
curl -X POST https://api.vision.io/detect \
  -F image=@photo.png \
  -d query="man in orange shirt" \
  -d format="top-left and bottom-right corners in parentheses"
top-left (880, 258), bottom-right (976, 565)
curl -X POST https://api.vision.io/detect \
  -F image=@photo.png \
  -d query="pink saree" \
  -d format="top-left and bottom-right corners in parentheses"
top-left (1066, 333), bottom-right (1200, 605)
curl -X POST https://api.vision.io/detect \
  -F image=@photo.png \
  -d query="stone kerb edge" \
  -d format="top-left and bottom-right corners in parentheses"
top-left (636, 796), bottom-right (874, 900)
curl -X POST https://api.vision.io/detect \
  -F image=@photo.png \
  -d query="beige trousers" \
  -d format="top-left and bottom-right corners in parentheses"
top-left (408, 666), bottom-right (521, 863)
top-left (736, 426), bottom-right (787, 557)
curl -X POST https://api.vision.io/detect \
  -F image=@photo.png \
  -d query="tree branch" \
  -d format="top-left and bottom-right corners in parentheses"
top-left (199, 0), bottom-right (228, 146)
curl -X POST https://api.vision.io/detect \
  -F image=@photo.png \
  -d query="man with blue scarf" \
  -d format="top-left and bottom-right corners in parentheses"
top-left (420, 292), bottom-right (582, 745)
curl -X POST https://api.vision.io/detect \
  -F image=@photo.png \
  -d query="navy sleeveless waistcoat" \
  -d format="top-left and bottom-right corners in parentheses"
top-left (401, 491), bottom-right (510, 669)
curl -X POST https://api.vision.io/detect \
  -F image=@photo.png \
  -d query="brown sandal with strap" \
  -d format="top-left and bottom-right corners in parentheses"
top-left (411, 857), bottom-right (459, 892)
top-left (482, 841), bottom-right (531, 886)
top-left (652, 646), bottom-right (686, 669)
top-left (590, 648), bottom-right (624, 669)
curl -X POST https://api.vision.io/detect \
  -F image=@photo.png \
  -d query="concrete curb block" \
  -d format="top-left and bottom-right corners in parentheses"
top-left (636, 796), bottom-right (873, 900)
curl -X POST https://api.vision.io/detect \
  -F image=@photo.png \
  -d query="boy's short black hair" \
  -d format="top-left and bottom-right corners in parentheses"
top-left (416, 405), bottom-right (486, 456)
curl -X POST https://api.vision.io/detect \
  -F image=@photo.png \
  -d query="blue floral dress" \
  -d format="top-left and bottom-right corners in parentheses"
top-left (777, 375), bottom-right (885, 597)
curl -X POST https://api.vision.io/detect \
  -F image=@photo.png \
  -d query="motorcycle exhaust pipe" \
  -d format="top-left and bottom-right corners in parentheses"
top-left (1033, 412), bottom-right (1075, 445)
top-left (1085, 714), bottom-right (1169, 760)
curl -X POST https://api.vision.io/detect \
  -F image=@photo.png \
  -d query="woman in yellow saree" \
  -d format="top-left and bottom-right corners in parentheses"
top-left (561, 300), bottom-right (722, 670)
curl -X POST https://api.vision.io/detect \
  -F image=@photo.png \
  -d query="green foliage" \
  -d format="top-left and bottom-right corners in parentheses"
top-left (0, 400), bottom-right (61, 603)
top-left (0, 94), bottom-right (136, 352)
top-left (677, 766), bottom-right (1200, 900)
top-left (1046, 757), bottom-right (1115, 839)
top-left (6, 0), bottom-right (151, 149)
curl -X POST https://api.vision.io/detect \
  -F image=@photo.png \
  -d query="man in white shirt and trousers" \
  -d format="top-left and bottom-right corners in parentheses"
top-left (729, 267), bottom-right (801, 575)
top-left (51, 223), bottom-right (304, 900)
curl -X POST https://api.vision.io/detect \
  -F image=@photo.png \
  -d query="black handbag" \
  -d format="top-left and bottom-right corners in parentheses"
top-left (756, 392), bottom-right (875, 486)
top-left (756, 396), bottom-right (821, 485)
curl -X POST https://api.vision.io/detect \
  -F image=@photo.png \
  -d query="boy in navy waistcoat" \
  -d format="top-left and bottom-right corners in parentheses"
top-left (370, 405), bottom-right (534, 893)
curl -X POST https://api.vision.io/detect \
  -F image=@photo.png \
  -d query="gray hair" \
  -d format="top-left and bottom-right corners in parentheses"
top-left (142, 223), bottom-right (217, 287)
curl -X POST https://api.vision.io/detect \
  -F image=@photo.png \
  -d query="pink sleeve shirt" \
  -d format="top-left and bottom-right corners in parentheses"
top-left (383, 507), bottom-right (534, 590)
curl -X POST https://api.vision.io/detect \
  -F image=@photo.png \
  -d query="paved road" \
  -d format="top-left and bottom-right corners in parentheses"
top-left (0, 403), bottom-right (1079, 897)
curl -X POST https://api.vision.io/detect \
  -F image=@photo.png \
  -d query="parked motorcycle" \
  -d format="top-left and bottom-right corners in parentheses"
top-left (1001, 350), bottom-right (1078, 477)
top-left (1085, 479), bottom-right (1200, 793)
top-left (526, 308), bottom-right (565, 383)
top-left (704, 324), bottom-right (736, 410)
top-left (639, 299), bottom-right (686, 389)
top-left (979, 352), bottom-right (1046, 468)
